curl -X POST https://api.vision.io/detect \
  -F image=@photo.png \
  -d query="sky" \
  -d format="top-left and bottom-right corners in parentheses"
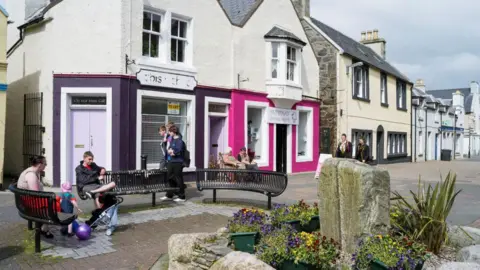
top-left (310, 0), bottom-right (480, 90)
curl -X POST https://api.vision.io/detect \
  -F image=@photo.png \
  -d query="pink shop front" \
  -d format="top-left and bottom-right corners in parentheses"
top-left (228, 90), bottom-right (319, 173)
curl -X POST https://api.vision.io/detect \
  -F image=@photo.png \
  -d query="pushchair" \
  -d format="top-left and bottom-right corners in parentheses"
top-left (85, 193), bottom-right (123, 232)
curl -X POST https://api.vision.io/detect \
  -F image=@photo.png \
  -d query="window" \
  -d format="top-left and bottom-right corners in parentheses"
top-left (171, 18), bottom-right (188, 63)
top-left (396, 80), bottom-right (407, 110)
top-left (271, 43), bottom-right (279, 79)
top-left (418, 131), bottom-right (423, 155)
top-left (246, 102), bottom-right (269, 166)
top-left (267, 42), bottom-right (301, 84)
top-left (142, 12), bottom-right (162, 58)
top-left (353, 65), bottom-right (369, 100)
top-left (388, 132), bottom-right (407, 156)
top-left (380, 73), bottom-right (388, 105)
top-left (296, 107), bottom-right (313, 161)
top-left (435, 109), bottom-right (440, 123)
top-left (141, 98), bottom-right (189, 166)
top-left (286, 46), bottom-right (297, 81)
top-left (351, 129), bottom-right (372, 155)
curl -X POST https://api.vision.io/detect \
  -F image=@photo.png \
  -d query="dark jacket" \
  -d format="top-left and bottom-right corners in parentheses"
top-left (165, 133), bottom-right (183, 161)
top-left (75, 161), bottom-right (104, 188)
top-left (167, 136), bottom-right (184, 163)
top-left (336, 141), bottom-right (353, 158)
top-left (355, 144), bottom-right (370, 163)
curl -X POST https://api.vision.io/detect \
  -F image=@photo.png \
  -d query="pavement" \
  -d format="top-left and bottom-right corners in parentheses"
top-left (1, 157), bottom-right (480, 269)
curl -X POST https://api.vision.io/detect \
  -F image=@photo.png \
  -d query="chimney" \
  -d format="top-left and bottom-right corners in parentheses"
top-left (361, 31), bottom-right (366, 41)
top-left (292, 0), bottom-right (310, 18)
top-left (452, 90), bottom-right (464, 108)
top-left (414, 79), bottom-right (426, 92)
top-left (360, 29), bottom-right (387, 59)
top-left (470, 81), bottom-right (479, 95)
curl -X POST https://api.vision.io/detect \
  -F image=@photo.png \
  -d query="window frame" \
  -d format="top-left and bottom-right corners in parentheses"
top-left (296, 106), bottom-right (314, 162)
top-left (396, 80), bottom-right (407, 111)
top-left (387, 131), bottom-right (407, 157)
top-left (142, 10), bottom-right (163, 58)
top-left (352, 64), bottom-right (370, 102)
top-left (380, 72), bottom-right (388, 107)
top-left (266, 40), bottom-right (302, 86)
top-left (170, 17), bottom-right (189, 63)
top-left (244, 101), bottom-right (270, 168)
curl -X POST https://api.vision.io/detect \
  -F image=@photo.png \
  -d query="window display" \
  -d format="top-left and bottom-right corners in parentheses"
top-left (247, 107), bottom-right (264, 161)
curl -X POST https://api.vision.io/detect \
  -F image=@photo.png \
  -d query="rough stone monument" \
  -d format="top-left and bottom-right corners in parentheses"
top-left (319, 158), bottom-right (390, 253)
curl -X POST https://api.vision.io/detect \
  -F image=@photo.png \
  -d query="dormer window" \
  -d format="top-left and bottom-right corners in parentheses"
top-left (264, 26), bottom-right (306, 86)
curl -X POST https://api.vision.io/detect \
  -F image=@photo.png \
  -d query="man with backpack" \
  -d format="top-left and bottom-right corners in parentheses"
top-left (161, 125), bottom-right (188, 202)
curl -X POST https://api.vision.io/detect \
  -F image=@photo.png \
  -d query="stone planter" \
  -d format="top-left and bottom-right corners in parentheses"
top-left (370, 260), bottom-right (424, 270)
top-left (230, 232), bottom-right (258, 254)
top-left (302, 216), bottom-right (320, 232)
top-left (279, 260), bottom-right (319, 270)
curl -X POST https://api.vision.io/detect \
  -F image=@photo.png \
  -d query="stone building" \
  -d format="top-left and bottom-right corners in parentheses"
top-left (292, 0), bottom-right (413, 164)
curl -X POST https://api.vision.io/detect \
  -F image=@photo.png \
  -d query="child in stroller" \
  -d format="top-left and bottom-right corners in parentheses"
top-left (85, 193), bottom-right (123, 236)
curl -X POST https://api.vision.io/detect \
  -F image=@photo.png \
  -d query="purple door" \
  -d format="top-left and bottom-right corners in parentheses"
top-left (70, 109), bottom-right (107, 184)
top-left (209, 116), bottom-right (226, 162)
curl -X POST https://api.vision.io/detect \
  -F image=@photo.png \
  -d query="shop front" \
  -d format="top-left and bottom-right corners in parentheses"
top-left (228, 90), bottom-right (319, 174)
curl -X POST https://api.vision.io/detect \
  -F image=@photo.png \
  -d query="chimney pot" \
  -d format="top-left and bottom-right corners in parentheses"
top-left (373, 29), bottom-right (379, 39)
top-left (361, 31), bottom-right (366, 41)
top-left (366, 31), bottom-right (372, 40)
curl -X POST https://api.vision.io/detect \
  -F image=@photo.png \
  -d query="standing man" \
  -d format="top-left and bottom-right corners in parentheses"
top-left (158, 126), bottom-right (167, 170)
top-left (336, 133), bottom-right (353, 158)
top-left (355, 137), bottom-right (371, 163)
top-left (161, 125), bottom-right (186, 202)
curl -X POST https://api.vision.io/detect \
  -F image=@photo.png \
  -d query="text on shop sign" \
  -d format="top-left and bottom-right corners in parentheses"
top-left (137, 69), bottom-right (197, 90)
top-left (266, 107), bottom-right (299, 125)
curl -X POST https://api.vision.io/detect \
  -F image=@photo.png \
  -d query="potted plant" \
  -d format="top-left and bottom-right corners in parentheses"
top-left (227, 208), bottom-right (266, 253)
top-left (271, 201), bottom-right (320, 232)
top-left (256, 224), bottom-right (296, 268)
top-left (352, 234), bottom-right (429, 270)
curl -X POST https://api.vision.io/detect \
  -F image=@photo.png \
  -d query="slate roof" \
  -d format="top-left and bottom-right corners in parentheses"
top-left (412, 87), bottom-right (427, 98)
top-left (264, 26), bottom-right (306, 46)
top-left (218, 0), bottom-right (263, 27)
top-left (0, 5), bottom-right (9, 17)
top-left (427, 88), bottom-right (473, 113)
top-left (309, 18), bottom-right (411, 83)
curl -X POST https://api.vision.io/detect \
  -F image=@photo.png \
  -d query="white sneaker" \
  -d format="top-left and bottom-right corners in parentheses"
top-left (160, 196), bottom-right (173, 201)
top-left (106, 229), bottom-right (113, 236)
top-left (173, 198), bottom-right (186, 202)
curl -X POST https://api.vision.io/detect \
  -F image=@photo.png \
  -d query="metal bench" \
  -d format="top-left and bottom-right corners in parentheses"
top-left (196, 168), bottom-right (288, 209)
top-left (77, 155), bottom-right (180, 206)
top-left (9, 184), bottom-right (77, 253)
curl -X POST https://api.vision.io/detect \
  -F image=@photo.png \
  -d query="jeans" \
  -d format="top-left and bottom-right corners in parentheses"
top-left (106, 205), bottom-right (119, 230)
top-left (166, 162), bottom-right (185, 199)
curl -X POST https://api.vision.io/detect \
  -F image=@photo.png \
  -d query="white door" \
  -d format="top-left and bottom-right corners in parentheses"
top-left (70, 109), bottom-right (106, 184)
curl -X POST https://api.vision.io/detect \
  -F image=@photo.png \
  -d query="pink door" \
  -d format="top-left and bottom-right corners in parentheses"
top-left (70, 109), bottom-right (107, 184)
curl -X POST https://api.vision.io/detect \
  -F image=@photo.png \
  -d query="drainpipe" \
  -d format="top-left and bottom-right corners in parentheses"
top-left (454, 115), bottom-right (457, 160)
top-left (414, 106), bottom-right (417, 162)
top-left (440, 112), bottom-right (443, 153)
top-left (425, 106), bottom-right (427, 161)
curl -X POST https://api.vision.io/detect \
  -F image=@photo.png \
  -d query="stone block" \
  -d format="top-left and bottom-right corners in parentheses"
top-left (319, 158), bottom-right (390, 253)
top-left (209, 251), bottom-right (274, 270)
top-left (457, 245), bottom-right (480, 263)
top-left (435, 262), bottom-right (480, 270)
top-left (168, 233), bottom-right (215, 270)
top-left (449, 226), bottom-right (480, 248)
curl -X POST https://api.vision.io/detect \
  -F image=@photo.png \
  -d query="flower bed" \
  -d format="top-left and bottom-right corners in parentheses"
top-left (227, 208), bottom-right (266, 253)
top-left (270, 200), bottom-right (320, 233)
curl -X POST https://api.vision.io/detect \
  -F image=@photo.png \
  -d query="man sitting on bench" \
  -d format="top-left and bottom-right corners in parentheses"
top-left (76, 151), bottom-right (116, 206)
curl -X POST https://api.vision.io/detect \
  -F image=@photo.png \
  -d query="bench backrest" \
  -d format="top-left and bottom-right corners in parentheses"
top-left (9, 184), bottom-right (61, 224)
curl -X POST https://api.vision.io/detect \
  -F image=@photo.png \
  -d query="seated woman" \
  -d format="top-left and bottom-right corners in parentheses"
top-left (223, 147), bottom-right (245, 169)
top-left (237, 147), bottom-right (258, 170)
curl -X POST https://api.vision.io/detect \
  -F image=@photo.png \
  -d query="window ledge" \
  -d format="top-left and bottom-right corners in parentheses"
top-left (381, 103), bottom-right (389, 108)
top-left (397, 107), bottom-right (408, 112)
top-left (388, 153), bottom-right (407, 158)
top-left (136, 57), bottom-right (198, 77)
top-left (352, 96), bottom-right (370, 103)
top-left (266, 79), bottom-right (303, 89)
top-left (296, 156), bottom-right (313, 163)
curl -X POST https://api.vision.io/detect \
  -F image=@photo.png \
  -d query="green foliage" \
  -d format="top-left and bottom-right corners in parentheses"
top-left (390, 171), bottom-right (461, 254)
top-left (353, 234), bottom-right (428, 270)
top-left (290, 231), bottom-right (340, 269)
top-left (256, 224), bottom-right (293, 268)
top-left (227, 208), bottom-right (266, 233)
top-left (271, 200), bottom-right (319, 226)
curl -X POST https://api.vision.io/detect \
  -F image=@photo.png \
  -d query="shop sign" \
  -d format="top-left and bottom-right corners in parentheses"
top-left (71, 96), bottom-right (106, 105)
top-left (442, 120), bottom-right (451, 126)
top-left (266, 107), bottom-right (299, 125)
top-left (136, 69), bottom-right (197, 90)
top-left (167, 102), bottom-right (181, 115)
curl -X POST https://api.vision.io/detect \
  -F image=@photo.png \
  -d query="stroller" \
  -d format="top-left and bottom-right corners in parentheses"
top-left (85, 193), bottom-right (123, 231)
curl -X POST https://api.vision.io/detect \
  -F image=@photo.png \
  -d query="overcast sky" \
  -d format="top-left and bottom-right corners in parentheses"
top-left (311, 0), bottom-right (480, 90)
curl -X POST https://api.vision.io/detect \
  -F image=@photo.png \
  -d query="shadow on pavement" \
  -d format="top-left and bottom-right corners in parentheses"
top-left (199, 197), bottom-right (272, 210)
top-left (0, 246), bottom-right (25, 261)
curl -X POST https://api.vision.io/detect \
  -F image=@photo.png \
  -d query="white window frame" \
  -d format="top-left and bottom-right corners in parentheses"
top-left (136, 90), bottom-right (196, 171)
top-left (204, 97), bottom-right (231, 169)
top-left (296, 106), bottom-right (313, 162)
top-left (265, 40), bottom-right (302, 86)
top-left (170, 17), bottom-right (189, 63)
top-left (380, 73), bottom-right (387, 104)
top-left (142, 9), bottom-right (165, 59)
top-left (244, 101), bottom-right (270, 167)
top-left (353, 66), bottom-right (369, 99)
top-left (271, 42), bottom-right (280, 79)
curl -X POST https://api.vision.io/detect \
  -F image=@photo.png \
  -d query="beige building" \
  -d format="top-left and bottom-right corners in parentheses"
top-left (291, 0), bottom-right (413, 163)
top-left (0, 5), bottom-right (8, 189)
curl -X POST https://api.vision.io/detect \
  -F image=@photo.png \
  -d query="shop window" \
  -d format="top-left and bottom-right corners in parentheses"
top-left (387, 132), bottom-right (407, 156)
top-left (246, 103), bottom-right (268, 166)
top-left (141, 97), bottom-right (188, 166)
top-left (296, 107), bottom-right (313, 161)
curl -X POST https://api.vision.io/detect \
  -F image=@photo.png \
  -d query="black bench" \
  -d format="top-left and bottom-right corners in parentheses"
top-left (196, 169), bottom-right (288, 209)
top-left (9, 184), bottom-right (77, 253)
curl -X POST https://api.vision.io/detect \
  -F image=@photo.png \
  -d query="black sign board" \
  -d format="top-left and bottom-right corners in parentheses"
top-left (320, 127), bottom-right (331, 154)
top-left (71, 96), bottom-right (107, 105)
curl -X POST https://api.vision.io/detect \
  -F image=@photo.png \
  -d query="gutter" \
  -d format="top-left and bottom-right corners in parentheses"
top-left (424, 106), bottom-right (427, 161)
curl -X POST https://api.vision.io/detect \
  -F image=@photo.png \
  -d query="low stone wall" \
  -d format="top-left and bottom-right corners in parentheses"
top-left (190, 235), bottom-right (232, 269)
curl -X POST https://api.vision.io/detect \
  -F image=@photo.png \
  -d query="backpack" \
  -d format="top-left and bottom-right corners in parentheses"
top-left (182, 140), bottom-right (191, 168)
top-left (60, 193), bottom-right (74, 213)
